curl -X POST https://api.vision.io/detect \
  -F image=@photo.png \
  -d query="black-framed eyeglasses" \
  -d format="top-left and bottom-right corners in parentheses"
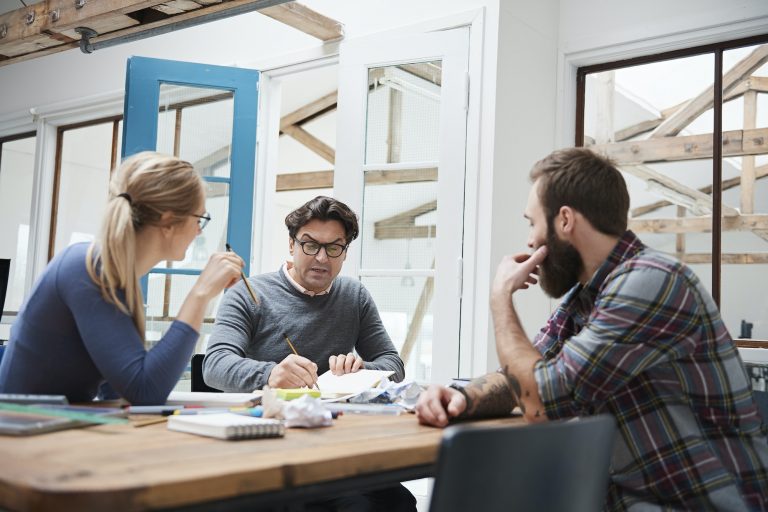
top-left (192, 212), bottom-right (211, 230)
top-left (293, 238), bottom-right (348, 258)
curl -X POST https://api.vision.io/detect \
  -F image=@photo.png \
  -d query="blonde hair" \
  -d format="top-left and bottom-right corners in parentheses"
top-left (86, 151), bottom-right (203, 338)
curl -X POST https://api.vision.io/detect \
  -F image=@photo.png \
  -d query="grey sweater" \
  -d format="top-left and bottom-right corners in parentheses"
top-left (203, 269), bottom-right (405, 391)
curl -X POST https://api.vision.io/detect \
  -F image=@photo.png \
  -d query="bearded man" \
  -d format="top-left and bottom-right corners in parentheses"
top-left (415, 147), bottom-right (768, 510)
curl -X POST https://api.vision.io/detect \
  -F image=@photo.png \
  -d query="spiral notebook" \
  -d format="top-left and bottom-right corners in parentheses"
top-left (167, 413), bottom-right (284, 440)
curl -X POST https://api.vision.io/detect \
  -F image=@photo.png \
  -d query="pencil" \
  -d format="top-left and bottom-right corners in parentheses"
top-left (282, 333), bottom-right (321, 391)
top-left (282, 334), bottom-right (299, 355)
top-left (225, 243), bottom-right (260, 305)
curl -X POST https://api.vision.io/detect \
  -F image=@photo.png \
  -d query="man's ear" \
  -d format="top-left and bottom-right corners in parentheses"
top-left (558, 206), bottom-right (576, 235)
top-left (288, 236), bottom-right (295, 256)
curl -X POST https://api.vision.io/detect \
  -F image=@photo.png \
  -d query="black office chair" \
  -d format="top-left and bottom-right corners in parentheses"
top-left (754, 390), bottom-right (768, 425)
top-left (429, 414), bottom-right (617, 512)
top-left (0, 258), bottom-right (9, 361)
top-left (190, 353), bottom-right (222, 393)
top-left (0, 259), bottom-right (9, 318)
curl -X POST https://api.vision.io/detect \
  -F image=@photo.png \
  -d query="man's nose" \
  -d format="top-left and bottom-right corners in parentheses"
top-left (314, 248), bottom-right (329, 263)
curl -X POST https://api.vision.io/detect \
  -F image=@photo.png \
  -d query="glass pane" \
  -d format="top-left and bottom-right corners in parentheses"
top-left (146, 273), bottom-right (223, 331)
top-left (365, 61), bottom-right (442, 164)
top-left (157, 84), bottom-right (234, 179)
top-left (54, 122), bottom-right (113, 256)
top-left (360, 175), bottom-right (436, 270)
top-left (153, 181), bottom-right (230, 271)
top-left (0, 135), bottom-right (35, 311)
top-left (720, 42), bottom-right (768, 340)
top-left (583, 54), bottom-right (715, 295)
top-left (361, 276), bottom-right (434, 382)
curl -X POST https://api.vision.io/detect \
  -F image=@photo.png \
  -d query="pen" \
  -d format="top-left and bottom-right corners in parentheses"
top-left (226, 243), bottom-right (260, 305)
top-left (127, 405), bottom-right (185, 415)
top-left (283, 333), bottom-right (321, 392)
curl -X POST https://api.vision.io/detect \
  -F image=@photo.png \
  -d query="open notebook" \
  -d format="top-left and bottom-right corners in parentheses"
top-left (167, 413), bottom-right (284, 440)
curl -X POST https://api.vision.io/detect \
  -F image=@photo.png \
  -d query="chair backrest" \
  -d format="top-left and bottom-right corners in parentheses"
top-left (429, 414), bottom-right (617, 512)
top-left (190, 353), bottom-right (222, 393)
top-left (754, 390), bottom-right (768, 425)
top-left (0, 259), bottom-right (9, 315)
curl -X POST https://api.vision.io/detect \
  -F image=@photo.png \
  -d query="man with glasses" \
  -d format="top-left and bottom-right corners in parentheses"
top-left (203, 195), bottom-right (405, 392)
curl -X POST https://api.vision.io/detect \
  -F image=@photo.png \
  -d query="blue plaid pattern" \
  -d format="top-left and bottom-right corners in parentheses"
top-left (533, 231), bottom-right (768, 510)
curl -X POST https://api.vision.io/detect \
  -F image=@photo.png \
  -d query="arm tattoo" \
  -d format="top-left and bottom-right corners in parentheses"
top-left (454, 374), bottom-right (517, 421)
top-left (502, 365), bottom-right (525, 415)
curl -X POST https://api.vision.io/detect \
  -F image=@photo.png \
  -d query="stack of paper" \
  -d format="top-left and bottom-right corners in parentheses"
top-left (316, 369), bottom-right (394, 398)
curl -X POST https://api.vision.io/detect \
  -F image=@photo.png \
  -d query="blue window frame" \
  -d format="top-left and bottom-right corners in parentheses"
top-left (122, 56), bottom-right (259, 300)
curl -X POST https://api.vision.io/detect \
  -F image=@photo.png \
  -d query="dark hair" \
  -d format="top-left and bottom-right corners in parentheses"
top-left (530, 147), bottom-right (629, 237)
top-left (285, 196), bottom-right (359, 243)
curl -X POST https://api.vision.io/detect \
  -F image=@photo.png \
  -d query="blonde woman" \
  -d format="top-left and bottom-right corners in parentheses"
top-left (0, 152), bottom-right (243, 405)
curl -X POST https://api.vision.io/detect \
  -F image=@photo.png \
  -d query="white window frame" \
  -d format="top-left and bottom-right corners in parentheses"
top-left (254, 8), bottom-right (488, 380)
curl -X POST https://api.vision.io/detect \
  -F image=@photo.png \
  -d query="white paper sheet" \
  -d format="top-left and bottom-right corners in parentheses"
top-left (316, 369), bottom-right (394, 396)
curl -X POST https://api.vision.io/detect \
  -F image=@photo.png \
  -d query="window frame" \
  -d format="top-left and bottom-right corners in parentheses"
top-left (575, 32), bottom-right (768, 342)
top-left (0, 130), bottom-right (37, 316)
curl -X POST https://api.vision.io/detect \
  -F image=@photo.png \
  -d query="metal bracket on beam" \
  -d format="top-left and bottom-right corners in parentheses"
top-left (74, 26), bottom-right (97, 54)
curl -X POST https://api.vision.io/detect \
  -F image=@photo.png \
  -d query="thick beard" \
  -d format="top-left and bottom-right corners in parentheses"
top-left (539, 224), bottom-right (583, 298)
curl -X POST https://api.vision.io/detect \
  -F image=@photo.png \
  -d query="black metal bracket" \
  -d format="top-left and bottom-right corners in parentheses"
top-left (74, 26), bottom-right (98, 54)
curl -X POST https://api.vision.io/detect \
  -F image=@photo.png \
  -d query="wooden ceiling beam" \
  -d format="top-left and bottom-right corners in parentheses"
top-left (0, 1), bottom-right (165, 47)
top-left (258, 2), bottom-right (343, 42)
top-left (279, 91), bottom-right (338, 132)
top-left (275, 167), bottom-right (438, 192)
top-left (649, 44), bottom-right (768, 138)
top-left (282, 124), bottom-right (334, 163)
top-left (622, 163), bottom-right (739, 217)
top-left (0, 0), bottom-right (293, 67)
top-left (589, 126), bottom-right (768, 164)
top-left (628, 213), bottom-right (768, 234)
top-left (631, 163), bottom-right (768, 217)
top-left (614, 82), bottom-right (752, 142)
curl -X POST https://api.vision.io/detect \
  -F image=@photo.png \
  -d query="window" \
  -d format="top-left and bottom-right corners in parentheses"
top-left (0, 132), bottom-right (36, 313)
top-left (577, 34), bottom-right (768, 341)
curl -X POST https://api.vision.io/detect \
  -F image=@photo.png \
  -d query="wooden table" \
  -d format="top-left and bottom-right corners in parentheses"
top-left (0, 412), bottom-right (523, 511)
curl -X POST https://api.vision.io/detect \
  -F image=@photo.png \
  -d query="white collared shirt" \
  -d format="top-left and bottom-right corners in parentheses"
top-left (281, 261), bottom-right (332, 296)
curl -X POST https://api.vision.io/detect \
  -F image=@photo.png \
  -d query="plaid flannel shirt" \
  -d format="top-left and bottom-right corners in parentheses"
top-left (533, 231), bottom-right (768, 511)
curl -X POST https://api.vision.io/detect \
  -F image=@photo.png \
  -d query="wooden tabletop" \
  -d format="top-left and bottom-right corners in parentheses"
top-left (0, 412), bottom-right (523, 511)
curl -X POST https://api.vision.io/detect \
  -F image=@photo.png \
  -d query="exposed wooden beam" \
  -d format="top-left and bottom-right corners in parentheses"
top-left (590, 127), bottom-right (768, 164)
top-left (364, 167), bottom-right (437, 185)
top-left (678, 253), bottom-right (768, 264)
top-left (628, 214), bottom-right (768, 234)
top-left (631, 163), bottom-right (768, 217)
top-left (274, 167), bottom-right (438, 192)
top-left (0, 0), bottom-right (163, 47)
top-left (594, 71), bottom-right (615, 144)
top-left (374, 200), bottom-right (437, 240)
top-left (399, 262), bottom-right (435, 365)
top-left (622, 164), bottom-right (738, 217)
top-left (614, 81), bottom-right (749, 142)
top-left (259, 2), bottom-right (343, 41)
top-left (279, 91), bottom-right (337, 132)
top-left (649, 44), bottom-right (768, 138)
top-left (753, 230), bottom-right (768, 244)
top-left (276, 170), bottom-right (334, 191)
top-left (397, 62), bottom-right (442, 87)
top-left (741, 90), bottom-right (758, 214)
top-left (282, 125), bottom-right (335, 163)
top-left (0, 0), bottom-right (292, 67)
